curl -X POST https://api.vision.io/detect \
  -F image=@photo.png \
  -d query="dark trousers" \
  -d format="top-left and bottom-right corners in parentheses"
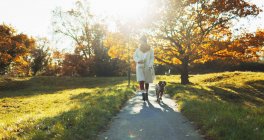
top-left (139, 81), bottom-right (149, 93)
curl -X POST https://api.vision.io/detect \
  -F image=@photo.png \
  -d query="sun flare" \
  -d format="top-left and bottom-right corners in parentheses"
top-left (90, 0), bottom-right (149, 21)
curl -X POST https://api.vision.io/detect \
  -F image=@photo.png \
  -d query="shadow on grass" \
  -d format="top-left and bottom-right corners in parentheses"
top-left (167, 80), bottom-right (264, 107)
top-left (165, 80), bottom-right (264, 140)
top-left (246, 80), bottom-right (264, 97)
top-left (10, 87), bottom-right (134, 140)
top-left (166, 83), bottom-right (215, 102)
top-left (0, 76), bottom-right (128, 98)
top-left (210, 80), bottom-right (264, 106)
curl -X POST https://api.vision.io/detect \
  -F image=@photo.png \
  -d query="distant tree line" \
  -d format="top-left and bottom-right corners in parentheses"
top-left (154, 60), bottom-right (264, 75)
top-left (0, 24), bottom-right (128, 77)
top-left (1, 23), bottom-right (263, 77)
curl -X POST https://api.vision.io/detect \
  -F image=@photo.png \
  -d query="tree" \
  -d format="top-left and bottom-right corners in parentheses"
top-left (52, 0), bottom-right (114, 76)
top-left (52, 0), bottom-right (106, 60)
top-left (104, 32), bottom-right (137, 74)
top-left (0, 24), bottom-right (35, 75)
top-left (50, 50), bottom-right (64, 76)
top-left (152, 0), bottom-right (262, 84)
top-left (61, 53), bottom-right (85, 76)
top-left (30, 38), bottom-right (51, 76)
top-left (228, 29), bottom-right (264, 62)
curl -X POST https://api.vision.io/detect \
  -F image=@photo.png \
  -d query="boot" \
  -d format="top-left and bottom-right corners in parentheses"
top-left (145, 92), bottom-right (148, 101)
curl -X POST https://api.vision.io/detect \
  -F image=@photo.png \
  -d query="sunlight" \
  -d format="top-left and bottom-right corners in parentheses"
top-left (90, 0), bottom-right (149, 22)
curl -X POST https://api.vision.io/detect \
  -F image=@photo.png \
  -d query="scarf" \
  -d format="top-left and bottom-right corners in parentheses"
top-left (140, 44), bottom-right (150, 53)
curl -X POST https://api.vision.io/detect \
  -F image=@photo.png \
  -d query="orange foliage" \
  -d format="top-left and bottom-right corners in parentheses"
top-left (153, 0), bottom-right (262, 65)
top-left (0, 24), bottom-right (36, 75)
top-left (104, 32), bottom-right (136, 60)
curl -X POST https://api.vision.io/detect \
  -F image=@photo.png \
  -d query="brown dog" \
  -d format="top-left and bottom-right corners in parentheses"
top-left (155, 81), bottom-right (166, 103)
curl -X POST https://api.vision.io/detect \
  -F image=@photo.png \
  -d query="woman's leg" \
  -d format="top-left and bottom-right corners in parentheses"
top-left (139, 81), bottom-right (145, 91)
top-left (145, 83), bottom-right (149, 100)
top-left (139, 81), bottom-right (146, 100)
top-left (145, 83), bottom-right (149, 92)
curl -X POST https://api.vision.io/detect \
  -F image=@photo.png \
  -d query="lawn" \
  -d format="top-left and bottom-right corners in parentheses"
top-left (0, 76), bottom-right (136, 139)
top-left (1, 72), bottom-right (263, 140)
top-left (157, 72), bottom-right (264, 140)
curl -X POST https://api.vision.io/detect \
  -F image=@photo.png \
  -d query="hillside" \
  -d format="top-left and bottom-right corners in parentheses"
top-left (157, 72), bottom-right (264, 140)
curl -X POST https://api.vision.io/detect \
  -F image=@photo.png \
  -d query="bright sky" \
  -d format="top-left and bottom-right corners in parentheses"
top-left (0, 0), bottom-right (263, 50)
top-left (0, 0), bottom-right (73, 36)
top-left (0, 0), bottom-right (75, 50)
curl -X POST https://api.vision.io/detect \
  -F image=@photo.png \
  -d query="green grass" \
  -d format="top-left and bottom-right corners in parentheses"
top-left (157, 72), bottom-right (264, 140)
top-left (2, 72), bottom-right (263, 140)
top-left (0, 76), bottom-right (136, 139)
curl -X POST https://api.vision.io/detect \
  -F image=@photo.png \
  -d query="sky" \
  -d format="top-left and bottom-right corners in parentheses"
top-left (0, 0), bottom-right (74, 36)
top-left (0, 0), bottom-right (264, 50)
top-left (0, 0), bottom-right (75, 50)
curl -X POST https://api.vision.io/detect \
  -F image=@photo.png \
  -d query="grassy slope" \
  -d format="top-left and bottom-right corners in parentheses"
top-left (157, 72), bottom-right (264, 140)
top-left (0, 76), bottom-right (135, 139)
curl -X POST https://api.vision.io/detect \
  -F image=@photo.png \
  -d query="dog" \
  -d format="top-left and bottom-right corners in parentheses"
top-left (155, 81), bottom-right (166, 103)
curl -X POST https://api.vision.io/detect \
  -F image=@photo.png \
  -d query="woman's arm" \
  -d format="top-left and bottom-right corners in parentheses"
top-left (133, 48), bottom-right (141, 63)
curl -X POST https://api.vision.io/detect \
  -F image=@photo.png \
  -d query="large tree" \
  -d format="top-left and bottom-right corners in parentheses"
top-left (152, 0), bottom-right (262, 84)
top-left (0, 24), bottom-right (35, 75)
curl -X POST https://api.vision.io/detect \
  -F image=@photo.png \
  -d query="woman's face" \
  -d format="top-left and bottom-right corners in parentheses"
top-left (140, 39), bottom-right (147, 46)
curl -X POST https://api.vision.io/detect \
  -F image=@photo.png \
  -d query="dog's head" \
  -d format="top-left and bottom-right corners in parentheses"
top-left (158, 81), bottom-right (166, 90)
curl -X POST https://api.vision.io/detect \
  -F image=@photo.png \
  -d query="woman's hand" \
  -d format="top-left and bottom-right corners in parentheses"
top-left (138, 60), bottom-right (144, 64)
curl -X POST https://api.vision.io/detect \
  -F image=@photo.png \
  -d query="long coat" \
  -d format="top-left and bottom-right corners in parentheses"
top-left (133, 48), bottom-right (155, 83)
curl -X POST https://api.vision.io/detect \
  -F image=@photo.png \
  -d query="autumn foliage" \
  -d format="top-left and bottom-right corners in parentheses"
top-left (0, 24), bottom-right (35, 75)
top-left (152, 0), bottom-right (263, 84)
top-left (104, 32), bottom-right (137, 72)
top-left (101, 0), bottom-right (264, 84)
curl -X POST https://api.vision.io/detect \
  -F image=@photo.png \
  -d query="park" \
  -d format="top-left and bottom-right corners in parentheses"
top-left (0, 0), bottom-right (264, 139)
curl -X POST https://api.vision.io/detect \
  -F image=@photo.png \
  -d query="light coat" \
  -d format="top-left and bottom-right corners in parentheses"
top-left (133, 48), bottom-right (155, 83)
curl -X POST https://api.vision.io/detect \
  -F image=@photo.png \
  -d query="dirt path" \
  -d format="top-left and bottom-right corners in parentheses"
top-left (98, 84), bottom-right (203, 140)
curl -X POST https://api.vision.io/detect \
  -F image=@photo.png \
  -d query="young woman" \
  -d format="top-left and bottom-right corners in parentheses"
top-left (133, 36), bottom-right (155, 101)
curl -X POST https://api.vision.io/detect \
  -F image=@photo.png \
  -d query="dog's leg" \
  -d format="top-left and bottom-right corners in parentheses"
top-left (155, 89), bottom-right (158, 100)
top-left (156, 91), bottom-right (160, 102)
top-left (160, 91), bottom-right (163, 100)
top-left (157, 91), bottom-right (160, 103)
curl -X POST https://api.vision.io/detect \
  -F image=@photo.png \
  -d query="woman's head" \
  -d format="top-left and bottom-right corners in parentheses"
top-left (139, 35), bottom-right (150, 52)
top-left (140, 35), bottom-right (147, 45)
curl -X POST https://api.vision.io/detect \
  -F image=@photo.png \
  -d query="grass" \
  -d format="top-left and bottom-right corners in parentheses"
top-left (157, 72), bottom-right (264, 140)
top-left (1, 72), bottom-right (263, 140)
top-left (0, 76), bottom-right (136, 139)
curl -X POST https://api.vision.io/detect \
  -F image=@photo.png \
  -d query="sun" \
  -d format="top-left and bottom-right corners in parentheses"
top-left (90, 0), bottom-right (150, 22)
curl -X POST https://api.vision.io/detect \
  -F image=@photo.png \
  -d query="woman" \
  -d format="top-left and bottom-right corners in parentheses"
top-left (133, 36), bottom-right (155, 101)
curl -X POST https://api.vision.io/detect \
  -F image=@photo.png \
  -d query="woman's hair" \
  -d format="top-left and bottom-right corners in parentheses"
top-left (140, 35), bottom-right (147, 44)
top-left (139, 35), bottom-right (150, 53)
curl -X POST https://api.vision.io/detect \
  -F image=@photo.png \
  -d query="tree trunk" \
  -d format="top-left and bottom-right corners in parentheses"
top-left (82, 49), bottom-right (88, 60)
top-left (180, 57), bottom-right (190, 85)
